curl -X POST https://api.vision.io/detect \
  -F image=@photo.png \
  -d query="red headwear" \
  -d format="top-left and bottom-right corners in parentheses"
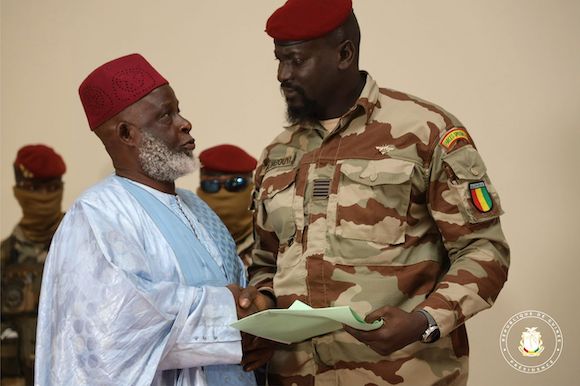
top-left (78, 53), bottom-right (168, 130)
top-left (266, 0), bottom-right (353, 42)
top-left (199, 144), bottom-right (257, 174)
top-left (14, 144), bottom-right (66, 179)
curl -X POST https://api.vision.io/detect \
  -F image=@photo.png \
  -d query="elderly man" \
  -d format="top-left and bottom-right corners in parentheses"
top-left (197, 144), bottom-right (258, 268)
top-left (1, 144), bottom-right (66, 385)
top-left (248, 0), bottom-right (510, 385)
top-left (34, 54), bottom-right (270, 386)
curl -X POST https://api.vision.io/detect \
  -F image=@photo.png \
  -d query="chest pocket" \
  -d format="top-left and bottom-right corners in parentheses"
top-left (333, 158), bottom-right (414, 245)
top-left (258, 168), bottom-right (298, 244)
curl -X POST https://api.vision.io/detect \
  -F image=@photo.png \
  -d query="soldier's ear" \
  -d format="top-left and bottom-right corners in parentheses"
top-left (337, 40), bottom-right (355, 70)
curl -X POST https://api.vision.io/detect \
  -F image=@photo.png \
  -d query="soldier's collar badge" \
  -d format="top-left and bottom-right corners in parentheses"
top-left (376, 145), bottom-right (395, 155)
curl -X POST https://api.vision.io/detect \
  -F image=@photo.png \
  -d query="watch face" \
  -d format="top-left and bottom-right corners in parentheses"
top-left (422, 325), bottom-right (441, 343)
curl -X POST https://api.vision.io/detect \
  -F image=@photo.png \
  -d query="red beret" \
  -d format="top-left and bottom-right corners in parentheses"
top-left (79, 53), bottom-right (168, 130)
top-left (199, 144), bottom-right (257, 174)
top-left (14, 144), bottom-right (66, 179)
top-left (266, 0), bottom-right (353, 41)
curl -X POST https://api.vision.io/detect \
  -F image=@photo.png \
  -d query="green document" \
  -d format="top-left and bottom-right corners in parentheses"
top-left (230, 300), bottom-right (384, 344)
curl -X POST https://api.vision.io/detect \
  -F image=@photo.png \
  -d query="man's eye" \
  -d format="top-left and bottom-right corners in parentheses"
top-left (293, 58), bottom-right (304, 65)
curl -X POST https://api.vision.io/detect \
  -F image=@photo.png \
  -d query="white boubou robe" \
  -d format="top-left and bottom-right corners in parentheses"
top-left (35, 175), bottom-right (256, 386)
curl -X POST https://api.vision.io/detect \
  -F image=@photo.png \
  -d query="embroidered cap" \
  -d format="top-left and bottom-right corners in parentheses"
top-left (79, 53), bottom-right (168, 130)
top-left (266, 0), bottom-right (353, 42)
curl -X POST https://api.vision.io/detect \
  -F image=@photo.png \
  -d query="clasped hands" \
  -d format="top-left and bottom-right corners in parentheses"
top-left (227, 284), bottom-right (277, 372)
top-left (227, 286), bottom-right (430, 371)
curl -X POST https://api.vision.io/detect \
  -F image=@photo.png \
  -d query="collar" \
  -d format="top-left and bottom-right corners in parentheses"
top-left (117, 176), bottom-right (177, 210)
top-left (351, 71), bottom-right (380, 124)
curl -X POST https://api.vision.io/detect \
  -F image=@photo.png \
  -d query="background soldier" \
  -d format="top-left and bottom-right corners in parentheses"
top-left (1, 144), bottom-right (66, 386)
top-left (197, 144), bottom-right (257, 268)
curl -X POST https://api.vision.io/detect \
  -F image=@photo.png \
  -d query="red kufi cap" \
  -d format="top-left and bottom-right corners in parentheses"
top-left (79, 53), bottom-right (168, 130)
top-left (199, 144), bottom-right (257, 173)
top-left (14, 144), bottom-right (66, 179)
top-left (266, 0), bottom-right (353, 41)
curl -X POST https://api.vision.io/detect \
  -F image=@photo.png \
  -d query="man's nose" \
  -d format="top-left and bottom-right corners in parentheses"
top-left (277, 62), bottom-right (292, 84)
top-left (178, 114), bottom-right (192, 133)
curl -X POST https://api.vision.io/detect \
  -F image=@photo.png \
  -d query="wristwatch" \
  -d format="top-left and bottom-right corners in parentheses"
top-left (417, 309), bottom-right (440, 343)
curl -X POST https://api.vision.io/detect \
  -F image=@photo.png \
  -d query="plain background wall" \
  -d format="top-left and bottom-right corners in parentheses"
top-left (1, 1), bottom-right (579, 384)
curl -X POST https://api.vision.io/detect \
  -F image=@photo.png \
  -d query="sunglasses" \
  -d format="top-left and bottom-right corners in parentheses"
top-left (200, 176), bottom-right (249, 193)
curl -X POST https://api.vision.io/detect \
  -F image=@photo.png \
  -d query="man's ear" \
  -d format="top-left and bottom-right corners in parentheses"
top-left (337, 40), bottom-right (356, 70)
top-left (116, 121), bottom-right (140, 146)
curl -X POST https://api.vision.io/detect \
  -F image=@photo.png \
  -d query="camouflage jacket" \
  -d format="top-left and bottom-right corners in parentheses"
top-left (248, 74), bottom-right (510, 385)
top-left (1, 225), bottom-right (51, 381)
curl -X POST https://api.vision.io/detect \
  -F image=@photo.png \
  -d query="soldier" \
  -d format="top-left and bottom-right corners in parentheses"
top-left (197, 144), bottom-right (258, 268)
top-left (246, 0), bottom-right (510, 385)
top-left (1, 144), bottom-right (66, 386)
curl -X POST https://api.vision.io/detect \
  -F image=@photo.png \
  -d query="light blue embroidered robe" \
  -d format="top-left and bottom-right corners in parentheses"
top-left (35, 176), bottom-right (256, 386)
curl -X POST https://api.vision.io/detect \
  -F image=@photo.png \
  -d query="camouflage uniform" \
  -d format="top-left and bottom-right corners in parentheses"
top-left (238, 233), bottom-right (255, 268)
top-left (249, 74), bottom-right (509, 386)
top-left (1, 226), bottom-right (51, 385)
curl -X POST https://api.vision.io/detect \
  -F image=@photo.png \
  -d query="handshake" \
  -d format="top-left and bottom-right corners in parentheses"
top-left (227, 284), bottom-right (277, 372)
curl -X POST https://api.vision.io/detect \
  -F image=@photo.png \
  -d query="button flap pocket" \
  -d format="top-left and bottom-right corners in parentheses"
top-left (442, 146), bottom-right (487, 180)
top-left (339, 158), bottom-right (414, 186)
top-left (259, 168), bottom-right (297, 200)
top-left (334, 158), bottom-right (414, 245)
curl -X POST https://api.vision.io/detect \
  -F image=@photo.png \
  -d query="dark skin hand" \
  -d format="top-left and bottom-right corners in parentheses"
top-left (240, 333), bottom-right (278, 372)
top-left (227, 285), bottom-right (277, 371)
top-left (343, 306), bottom-right (429, 356)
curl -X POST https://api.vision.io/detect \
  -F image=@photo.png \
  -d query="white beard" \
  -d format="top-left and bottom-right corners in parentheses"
top-left (138, 131), bottom-right (198, 182)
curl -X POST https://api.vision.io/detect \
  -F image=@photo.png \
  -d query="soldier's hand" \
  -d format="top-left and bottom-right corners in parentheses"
top-left (227, 284), bottom-right (274, 319)
top-left (241, 333), bottom-right (276, 372)
top-left (343, 306), bottom-right (428, 356)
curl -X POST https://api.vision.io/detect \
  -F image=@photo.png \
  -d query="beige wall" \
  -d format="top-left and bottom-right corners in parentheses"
top-left (2, 1), bottom-right (579, 384)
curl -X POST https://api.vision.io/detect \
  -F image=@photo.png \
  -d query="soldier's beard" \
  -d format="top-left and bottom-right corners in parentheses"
top-left (138, 131), bottom-right (198, 182)
top-left (282, 84), bottom-right (321, 124)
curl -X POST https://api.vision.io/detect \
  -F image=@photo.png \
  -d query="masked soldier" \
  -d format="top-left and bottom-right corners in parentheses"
top-left (1, 144), bottom-right (66, 385)
top-left (197, 144), bottom-right (258, 268)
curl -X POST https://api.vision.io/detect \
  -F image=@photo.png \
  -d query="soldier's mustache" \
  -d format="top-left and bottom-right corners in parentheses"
top-left (280, 81), bottom-right (306, 96)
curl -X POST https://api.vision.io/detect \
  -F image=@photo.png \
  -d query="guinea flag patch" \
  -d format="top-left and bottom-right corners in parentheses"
top-left (469, 181), bottom-right (493, 212)
top-left (440, 128), bottom-right (470, 150)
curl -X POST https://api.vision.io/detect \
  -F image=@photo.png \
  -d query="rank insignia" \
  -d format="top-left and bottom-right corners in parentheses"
top-left (312, 178), bottom-right (331, 199)
top-left (440, 128), bottom-right (470, 150)
top-left (469, 181), bottom-right (493, 212)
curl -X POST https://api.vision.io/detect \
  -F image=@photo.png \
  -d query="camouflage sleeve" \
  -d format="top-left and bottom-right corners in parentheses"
top-left (1, 236), bottom-right (15, 270)
top-left (419, 128), bottom-right (510, 337)
top-left (247, 154), bottom-right (280, 298)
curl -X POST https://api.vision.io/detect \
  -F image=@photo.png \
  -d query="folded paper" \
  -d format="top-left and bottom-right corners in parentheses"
top-left (230, 300), bottom-right (383, 344)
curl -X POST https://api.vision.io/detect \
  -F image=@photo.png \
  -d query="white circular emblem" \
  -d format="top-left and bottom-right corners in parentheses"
top-left (499, 310), bottom-right (563, 373)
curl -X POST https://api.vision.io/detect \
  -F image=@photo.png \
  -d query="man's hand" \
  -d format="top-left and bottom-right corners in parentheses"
top-left (227, 284), bottom-right (275, 319)
top-left (241, 333), bottom-right (276, 372)
top-left (226, 285), bottom-right (277, 371)
top-left (343, 306), bottom-right (428, 356)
